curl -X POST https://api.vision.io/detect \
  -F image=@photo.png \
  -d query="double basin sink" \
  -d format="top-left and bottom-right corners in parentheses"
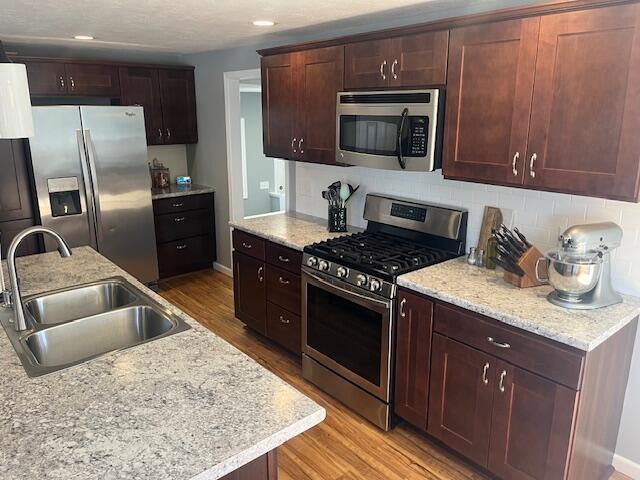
top-left (0, 277), bottom-right (191, 377)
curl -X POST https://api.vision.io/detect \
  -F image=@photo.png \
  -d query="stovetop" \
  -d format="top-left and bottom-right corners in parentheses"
top-left (304, 231), bottom-right (456, 281)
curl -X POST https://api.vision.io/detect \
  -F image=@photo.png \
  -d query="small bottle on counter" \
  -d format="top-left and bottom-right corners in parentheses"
top-left (467, 247), bottom-right (478, 266)
top-left (485, 237), bottom-right (497, 270)
top-left (477, 249), bottom-right (485, 268)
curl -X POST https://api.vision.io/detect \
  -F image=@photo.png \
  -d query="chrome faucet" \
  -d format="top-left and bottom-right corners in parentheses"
top-left (7, 227), bottom-right (72, 331)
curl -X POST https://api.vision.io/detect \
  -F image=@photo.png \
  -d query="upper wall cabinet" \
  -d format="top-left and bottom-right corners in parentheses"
top-left (262, 46), bottom-right (344, 165)
top-left (24, 60), bottom-right (120, 97)
top-left (444, 3), bottom-right (640, 201)
top-left (344, 31), bottom-right (448, 90)
top-left (119, 67), bottom-right (164, 145)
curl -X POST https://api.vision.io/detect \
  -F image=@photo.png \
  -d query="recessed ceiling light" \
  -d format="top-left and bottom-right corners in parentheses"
top-left (73, 35), bottom-right (94, 40)
top-left (252, 20), bottom-right (275, 27)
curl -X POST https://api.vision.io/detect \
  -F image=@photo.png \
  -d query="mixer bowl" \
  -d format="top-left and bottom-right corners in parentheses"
top-left (544, 251), bottom-right (602, 301)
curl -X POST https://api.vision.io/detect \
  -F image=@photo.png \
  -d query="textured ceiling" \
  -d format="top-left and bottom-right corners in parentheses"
top-left (0, 0), bottom-right (539, 56)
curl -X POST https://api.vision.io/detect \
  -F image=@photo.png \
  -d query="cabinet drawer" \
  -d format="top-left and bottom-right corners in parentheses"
top-left (266, 265), bottom-right (301, 315)
top-left (434, 303), bottom-right (584, 389)
top-left (153, 194), bottom-right (212, 215)
top-left (155, 208), bottom-right (211, 243)
top-left (232, 230), bottom-right (266, 261)
top-left (266, 242), bottom-right (302, 273)
top-left (267, 302), bottom-right (301, 355)
top-left (157, 235), bottom-right (214, 278)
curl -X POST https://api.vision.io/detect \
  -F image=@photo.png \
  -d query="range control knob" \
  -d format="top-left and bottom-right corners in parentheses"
top-left (369, 278), bottom-right (382, 292)
top-left (307, 256), bottom-right (318, 268)
top-left (356, 274), bottom-right (368, 287)
top-left (318, 260), bottom-right (330, 272)
top-left (336, 266), bottom-right (349, 278)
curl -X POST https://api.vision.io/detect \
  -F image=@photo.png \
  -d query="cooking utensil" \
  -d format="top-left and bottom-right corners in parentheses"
top-left (339, 183), bottom-right (350, 208)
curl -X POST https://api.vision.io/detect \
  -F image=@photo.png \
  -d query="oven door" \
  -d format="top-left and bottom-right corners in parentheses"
top-left (302, 268), bottom-right (393, 402)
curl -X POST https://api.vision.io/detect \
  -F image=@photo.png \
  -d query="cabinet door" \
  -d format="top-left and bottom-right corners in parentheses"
top-left (427, 334), bottom-right (494, 467)
top-left (64, 63), bottom-right (120, 96)
top-left (23, 61), bottom-right (67, 95)
top-left (389, 31), bottom-right (449, 87)
top-left (488, 361), bottom-right (578, 480)
top-left (525, 4), bottom-right (640, 201)
top-left (297, 46), bottom-right (344, 165)
top-left (261, 53), bottom-right (298, 159)
top-left (119, 67), bottom-right (164, 145)
top-left (394, 290), bottom-right (433, 431)
top-left (344, 39), bottom-right (391, 89)
top-left (233, 251), bottom-right (267, 335)
top-left (0, 140), bottom-right (34, 223)
top-left (443, 18), bottom-right (540, 186)
top-left (158, 68), bottom-right (198, 144)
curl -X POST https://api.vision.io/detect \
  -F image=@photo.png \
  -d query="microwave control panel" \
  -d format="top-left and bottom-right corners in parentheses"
top-left (408, 116), bottom-right (429, 157)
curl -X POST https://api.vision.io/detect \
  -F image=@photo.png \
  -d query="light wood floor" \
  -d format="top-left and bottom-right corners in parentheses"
top-left (158, 269), bottom-right (630, 480)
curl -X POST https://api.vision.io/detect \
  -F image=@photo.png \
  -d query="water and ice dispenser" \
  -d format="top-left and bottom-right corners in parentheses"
top-left (47, 177), bottom-right (82, 217)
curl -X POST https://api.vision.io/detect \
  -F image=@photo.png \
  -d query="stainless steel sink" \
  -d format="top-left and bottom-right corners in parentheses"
top-left (0, 277), bottom-right (191, 377)
top-left (25, 281), bottom-right (137, 325)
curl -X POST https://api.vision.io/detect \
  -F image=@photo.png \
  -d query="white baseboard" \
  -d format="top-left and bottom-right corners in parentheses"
top-left (213, 262), bottom-right (233, 277)
top-left (614, 454), bottom-right (640, 479)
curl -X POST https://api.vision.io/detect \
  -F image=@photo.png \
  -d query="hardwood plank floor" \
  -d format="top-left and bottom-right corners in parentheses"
top-left (158, 269), bottom-right (631, 480)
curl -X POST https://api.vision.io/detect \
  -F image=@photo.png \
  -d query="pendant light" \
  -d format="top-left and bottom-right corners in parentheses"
top-left (0, 40), bottom-right (34, 138)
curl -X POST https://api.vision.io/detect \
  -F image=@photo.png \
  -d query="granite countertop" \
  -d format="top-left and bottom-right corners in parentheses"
top-left (151, 183), bottom-right (215, 200)
top-left (229, 212), bottom-right (361, 251)
top-left (0, 247), bottom-right (325, 480)
top-left (398, 258), bottom-right (640, 352)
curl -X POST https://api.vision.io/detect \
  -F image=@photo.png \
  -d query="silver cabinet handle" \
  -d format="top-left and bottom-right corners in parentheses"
top-left (69, 76), bottom-right (75, 91)
top-left (278, 255), bottom-right (290, 263)
top-left (158, 128), bottom-right (163, 141)
top-left (174, 216), bottom-right (186, 223)
top-left (59, 75), bottom-right (65, 90)
top-left (499, 370), bottom-right (507, 393)
top-left (380, 60), bottom-right (387, 80)
top-left (278, 276), bottom-right (290, 285)
top-left (172, 202), bottom-right (184, 208)
top-left (512, 151), bottom-right (520, 176)
top-left (279, 315), bottom-right (290, 324)
top-left (242, 242), bottom-right (252, 249)
top-left (292, 137), bottom-right (297, 153)
top-left (166, 128), bottom-right (171, 141)
top-left (257, 266), bottom-right (264, 282)
top-left (399, 298), bottom-right (407, 318)
top-left (298, 138), bottom-right (304, 154)
top-left (487, 336), bottom-right (511, 349)
top-left (391, 59), bottom-right (398, 79)
top-left (482, 362), bottom-right (490, 385)
top-left (529, 153), bottom-right (537, 178)
top-left (176, 244), bottom-right (188, 250)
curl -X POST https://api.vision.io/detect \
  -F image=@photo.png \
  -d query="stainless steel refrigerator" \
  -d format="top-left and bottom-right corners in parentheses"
top-left (29, 106), bottom-right (159, 284)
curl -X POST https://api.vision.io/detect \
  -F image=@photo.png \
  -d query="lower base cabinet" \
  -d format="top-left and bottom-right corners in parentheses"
top-left (233, 251), bottom-right (267, 335)
top-left (220, 449), bottom-right (278, 480)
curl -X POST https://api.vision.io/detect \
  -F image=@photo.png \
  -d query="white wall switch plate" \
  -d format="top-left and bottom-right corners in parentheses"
top-left (260, 181), bottom-right (270, 190)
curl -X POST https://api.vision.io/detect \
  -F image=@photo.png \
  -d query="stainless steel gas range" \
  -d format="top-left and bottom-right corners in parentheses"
top-left (301, 193), bottom-right (467, 430)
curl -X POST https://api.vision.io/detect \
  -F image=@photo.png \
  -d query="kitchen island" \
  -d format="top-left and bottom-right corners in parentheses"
top-left (0, 247), bottom-right (325, 480)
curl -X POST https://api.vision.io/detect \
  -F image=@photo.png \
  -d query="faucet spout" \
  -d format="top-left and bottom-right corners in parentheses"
top-left (7, 227), bottom-right (72, 331)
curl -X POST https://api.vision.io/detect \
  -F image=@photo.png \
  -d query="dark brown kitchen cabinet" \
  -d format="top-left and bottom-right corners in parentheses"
top-left (220, 450), bottom-right (277, 480)
top-left (63, 63), bottom-right (120, 96)
top-left (344, 31), bottom-right (448, 89)
top-left (394, 289), bottom-right (433, 431)
top-left (119, 67), bottom-right (164, 145)
top-left (22, 61), bottom-right (67, 95)
top-left (158, 68), bottom-right (198, 144)
top-left (233, 251), bottom-right (267, 335)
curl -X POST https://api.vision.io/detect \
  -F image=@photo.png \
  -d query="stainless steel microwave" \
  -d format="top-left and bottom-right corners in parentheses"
top-left (336, 89), bottom-right (443, 171)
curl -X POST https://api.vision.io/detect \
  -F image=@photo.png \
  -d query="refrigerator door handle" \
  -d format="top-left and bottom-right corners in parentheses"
top-left (76, 129), bottom-right (99, 250)
top-left (82, 129), bottom-right (105, 248)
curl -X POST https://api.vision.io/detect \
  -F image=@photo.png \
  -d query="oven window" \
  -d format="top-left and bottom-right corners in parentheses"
top-left (306, 284), bottom-right (383, 386)
top-left (340, 115), bottom-right (401, 156)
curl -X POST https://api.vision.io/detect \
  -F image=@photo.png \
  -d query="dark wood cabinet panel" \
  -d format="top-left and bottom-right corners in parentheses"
top-left (219, 450), bottom-right (277, 480)
top-left (0, 140), bottom-right (34, 223)
top-left (525, 4), bottom-right (640, 201)
top-left (443, 18), bottom-right (540, 186)
top-left (158, 68), bottom-right (198, 144)
top-left (233, 251), bottom-right (267, 335)
top-left (266, 265), bottom-right (301, 315)
top-left (394, 289), bottom-right (433, 431)
top-left (389, 31), bottom-right (449, 87)
top-left (261, 54), bottom-right (298, 159)
top-left (232, 230), bottom-right (266, 261)
top-left (119, 67), bottom-right (164, 145)
top-left (428, 334), bottom-right (494, 467)
top-left (344, 39), bottom-right (391, 89)
top-left (23, 61), bottom-right (67, 95)
top-left (267, 302), bottom-right (302, 355)
top-left (488, 361), bottom-right (577, 480)
top-left (64, 63), bottom-right (120, 97)
top-left (265, 242), bottom-right (302, 274)
top-left (0, 218), bottom-right (39, 260)
top-left (297, 46), bottom-right (344, 165)
top-left (154, 208), bottom-right (211, 244)
top-left (153, 193), bottom-right (212, 215)
top-left (157, 234), bottom-right (214, 278)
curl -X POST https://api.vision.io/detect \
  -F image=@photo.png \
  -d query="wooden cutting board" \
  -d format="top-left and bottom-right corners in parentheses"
top-left (477, 207), bottom-right (503, 253)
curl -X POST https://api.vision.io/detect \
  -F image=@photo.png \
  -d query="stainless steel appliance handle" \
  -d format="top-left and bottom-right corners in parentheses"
top-left (380, 60), bottom-right (387, 80)
top-left (487, 336), bottom-right (511, 349)
top-left (512, 151), bottom-right (520, 176)
top-left (305, 270), bottom-right (390, 309)
top-left (499, 370), bottom-right (507, 393)
top-left (529, 153), bottom-right (537, 178)
top-left (482, 362), bottom-right (490, 385)
top-left (76, 129), bottom-right (99, 250)
top-left (391, 59), bottom-right (398, 79)
top-left (83, 130), bottom-right (105, 247)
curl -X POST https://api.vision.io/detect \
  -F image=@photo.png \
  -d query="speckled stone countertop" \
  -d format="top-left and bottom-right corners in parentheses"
top-left (151, 183), bottom-right (215, 200)
top-left (0, 247), bottom-right (325, 480)
top-left (398, 258), bottom-right (640, 352)
top-left (230, 212), bottom-right (361, 251)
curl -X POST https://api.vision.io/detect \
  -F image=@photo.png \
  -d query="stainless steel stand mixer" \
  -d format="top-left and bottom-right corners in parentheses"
top-left (536, 222), bottom-right (623, 309)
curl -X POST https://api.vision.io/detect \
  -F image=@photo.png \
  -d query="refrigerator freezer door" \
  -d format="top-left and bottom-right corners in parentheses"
top-left (80, 106), bottom-right (159, 284)
top-left (29, 106), bottom-right (98, 252)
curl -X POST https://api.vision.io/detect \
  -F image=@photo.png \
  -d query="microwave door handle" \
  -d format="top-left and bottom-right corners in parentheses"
top-left (397, 108), bottom-right (409, 170)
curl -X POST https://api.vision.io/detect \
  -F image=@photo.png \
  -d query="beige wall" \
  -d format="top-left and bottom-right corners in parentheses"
top-left (147, 145), bottom-right (189, 181)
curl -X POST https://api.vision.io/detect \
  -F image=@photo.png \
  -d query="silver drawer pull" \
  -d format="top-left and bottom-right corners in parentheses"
top-left (174, 216), bottom-right (186, 222)
top-left (172, 202), bottom-right (184, 208)
top-left (482, 362), bottom-right (490, 385)
top-left (257, 266), bottom-right (264, 282)
top-left (499, 370), bottom-right (507, 393)
top-left (278, 276), bottom-right (290, 285)
top-left (278, 255), bottom-right (290, 263)
top-left (487, 336), bottom-right (511, 349)
top-left (279, 315), bottom-right (290, 324)
top-left (176, 244), bottom-right (188, 250)
top-left (242, 242), bottom-right (253, 249)
top-left (399, 298), bottom-right (407, 318)
top-left (512, 151), bottom-right (520, 176)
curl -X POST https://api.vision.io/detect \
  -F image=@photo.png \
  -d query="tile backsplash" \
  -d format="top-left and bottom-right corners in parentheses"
top-left (295, 163), bottom-right (640, 296)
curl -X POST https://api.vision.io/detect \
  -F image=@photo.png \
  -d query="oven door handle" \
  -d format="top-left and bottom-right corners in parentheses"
top-left (304, 271), bottom-right (391, 309)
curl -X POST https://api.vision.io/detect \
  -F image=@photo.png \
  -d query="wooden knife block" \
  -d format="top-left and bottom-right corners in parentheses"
top-left (503, 246), bottom-right (547, 288)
